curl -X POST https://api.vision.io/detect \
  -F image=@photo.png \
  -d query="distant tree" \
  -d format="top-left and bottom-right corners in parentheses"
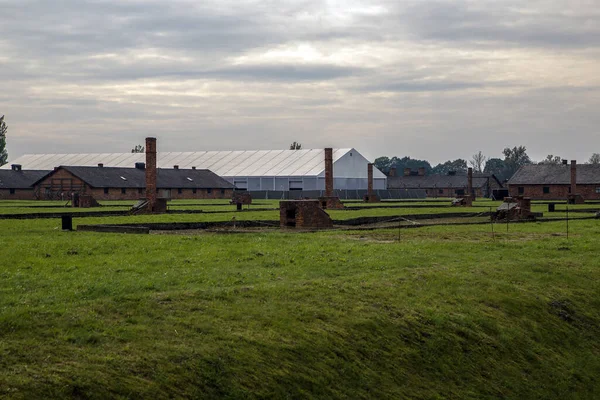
top-left (131, 144), bottom-right (144, 153)
top-left (539, 154), bottom-right (563, 164)
top-left (374, 156), bottom-right (391, 173)
top-left (588, 153), bottom-right (600, 164)
top-left (469, 151), bottom-right (486, 173)
top-left (432, 159), bottom-right (467, 175)
top-left (289, 142), bottom-right (302, 150)
top-left (502, 146), bottom-right (531, 178)
top-left (0, 115), bottom-right (8, 166)
top-left (374, 156), bottom-right (432, 175)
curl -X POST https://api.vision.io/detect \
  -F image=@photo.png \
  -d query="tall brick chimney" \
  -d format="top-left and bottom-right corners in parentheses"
top-left (570, 160), bottom-right (577, 195)
top-left (145, 137), bottom-right (157, 210)
top-left (324, 148), bottom-right (333, 197)
top-left (467, 167), bottom-right (473, 197)
top-left (389, 167), bottom-right (397, 177)
top-left (367, 163), bottom-right (374, 196)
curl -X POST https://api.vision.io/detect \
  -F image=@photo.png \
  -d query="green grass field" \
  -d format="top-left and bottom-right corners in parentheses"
top-left (0, 200), bottom-right (599, 399)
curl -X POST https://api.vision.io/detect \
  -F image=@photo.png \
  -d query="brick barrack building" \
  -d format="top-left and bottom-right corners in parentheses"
top-left (0, 164), bottom-right (49, 200)
top-left (32, 164), bottom-right (235, 201)
top-left (508, 161), bottom-right (600, 200)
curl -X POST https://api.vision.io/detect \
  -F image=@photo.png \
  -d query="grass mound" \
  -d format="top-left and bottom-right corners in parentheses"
top-left (0, 217), bottom-right (599, 398)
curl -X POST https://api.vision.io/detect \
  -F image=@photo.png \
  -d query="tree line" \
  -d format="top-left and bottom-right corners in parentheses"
top-left (375, 147), bottom-right (600, 182)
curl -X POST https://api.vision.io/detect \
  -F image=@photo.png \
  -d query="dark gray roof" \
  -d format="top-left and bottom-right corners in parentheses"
top-left (0, 170), bottom-right (50, 189)
top-left (508, 164), bottom-right (600, 185)
top-left (387, 174), bottom-right (494, 190)
top-left (34, 166), bottom-right (235, 189)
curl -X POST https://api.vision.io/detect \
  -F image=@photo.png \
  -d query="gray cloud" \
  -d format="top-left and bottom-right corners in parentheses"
top-left (400, 1), bottom-right (600, 49)
top-left (0, 0), bottom-right (599, 165)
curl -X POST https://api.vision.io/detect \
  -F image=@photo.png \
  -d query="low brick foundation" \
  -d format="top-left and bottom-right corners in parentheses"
top-left (231, 192), bottom-right (252, 205)
top-left (493, 196), bottom-right (536, 221)
top-left (567, 194), bottom-right (585, 204)
top-left (318, 196), bottom-right (345, 209)
top-left (280, 200), bottom-right (333, 229)
top-left (72, 194), bottom-right (100, 208)
top-left (363, 194), bottom-right (380, 203)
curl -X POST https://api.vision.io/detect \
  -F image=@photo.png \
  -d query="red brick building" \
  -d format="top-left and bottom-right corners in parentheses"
top-left (0, 164), bottom-right (50, 200)
top-left (508, 162), bottom-right (600, 200)
top-left (32, 164), bottom-right (235, 201)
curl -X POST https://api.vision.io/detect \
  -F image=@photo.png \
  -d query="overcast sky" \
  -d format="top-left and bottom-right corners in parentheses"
top-left (1, 0), bottom-right (599, 164)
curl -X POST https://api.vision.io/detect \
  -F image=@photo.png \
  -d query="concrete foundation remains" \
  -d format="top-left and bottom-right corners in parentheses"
top-left (280, 200), bottom-right (333, 229)
top-left (451, 195), bottom-right (473, 207)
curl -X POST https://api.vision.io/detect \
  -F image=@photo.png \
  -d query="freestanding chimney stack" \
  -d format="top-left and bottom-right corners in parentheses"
top-left (324, 148), bottom-right (333, 197)
top-left (418, 167), bottom-right (426, 176)
top-left (570, 160), bottom-right (577, 195)
top-left (467, 167), bottom-right (473, 198)
top-left (145, 137), bottom-right (157, 211)
top-left (389, 167), bottom-right (397, 177)
top-left (367, 163), bottom-right (374, 196)
top-left (318, 148), bottom-right (344, 209)
top-left (363, 163), bottom-right (381, 203)
top-left (404, 168), bottom-right (411, 176)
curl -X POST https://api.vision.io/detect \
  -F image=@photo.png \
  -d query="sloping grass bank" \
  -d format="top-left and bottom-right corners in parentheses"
top-left (0, 219), bottom-right (599, 398)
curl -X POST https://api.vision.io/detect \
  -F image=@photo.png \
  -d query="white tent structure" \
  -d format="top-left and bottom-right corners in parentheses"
top-left (4, 148), bottom-right (387, 191)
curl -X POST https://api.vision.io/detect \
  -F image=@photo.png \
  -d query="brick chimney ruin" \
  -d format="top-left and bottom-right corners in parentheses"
top-left (364, 163), bottom-right (380, 203)
top-left (467, 167), bottom-right (474, 200)
top-left (389, 167), bottom-right (397, 177)
top-left (141, 137), bottom-right (168, 213)
top-left (318, 148), bottom-right (344, 209)
top-left (568, 160), bottom-right (584, 204)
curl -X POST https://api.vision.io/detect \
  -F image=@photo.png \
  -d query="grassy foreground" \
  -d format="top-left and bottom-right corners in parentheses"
top-left (0, 216), bottom-right (599, 399)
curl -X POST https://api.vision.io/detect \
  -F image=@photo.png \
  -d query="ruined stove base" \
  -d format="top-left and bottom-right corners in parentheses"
top-left (567, 194), bottom-right (585, 205)
top-left (363, 194), bottom-right (380, 203)
top-left (280, 200), bottom-right (333, 229)
top-left (318, 196), bottom-right (345, 209)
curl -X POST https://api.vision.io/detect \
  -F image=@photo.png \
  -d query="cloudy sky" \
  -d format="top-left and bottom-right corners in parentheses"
top-left (1, 0), bottom-right (599, 164)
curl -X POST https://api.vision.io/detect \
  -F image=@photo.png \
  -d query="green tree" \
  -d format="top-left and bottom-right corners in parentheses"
top-left (131, 144), bottom-right (144, 153)
top-left (289, 142), bottom-right (302, 150)
top-left (588, 153), bottom-right (600, 164)
top-left (432, 159), bottom-right (467, 175)
top-left (0, 115), bottom-right (8, 166)
top-left (502, 146), bottom-right (531, 178)
top-left (374, 156), bottom-right (432, 175)
top-left (374, 156), bottom-right (391, 174)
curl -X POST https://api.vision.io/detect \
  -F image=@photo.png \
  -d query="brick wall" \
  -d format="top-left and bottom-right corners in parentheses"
top-left (34, 169), bottom-right (88, 200)
top-left (508, 184), bottom-right (600, 200)
top-left (87, 187), bottom-right (233, 201)
top-left (280, 200), bottom-right (333, 229)
top-left (0, 189), bottom-right (37, 200)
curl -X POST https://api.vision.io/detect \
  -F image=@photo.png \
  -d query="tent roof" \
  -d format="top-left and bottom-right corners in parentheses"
top-left (4, 149), bottom-right (359, 177)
